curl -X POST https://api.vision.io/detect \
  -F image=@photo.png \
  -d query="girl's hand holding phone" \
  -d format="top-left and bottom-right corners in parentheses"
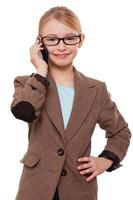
top-left (30, 37), bottom-right (48, 77)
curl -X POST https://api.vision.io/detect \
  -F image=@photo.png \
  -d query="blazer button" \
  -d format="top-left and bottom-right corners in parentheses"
top-left (57, 148), bottom-right (64, 156)
top-left (61, 169), bottom-right (67, 176)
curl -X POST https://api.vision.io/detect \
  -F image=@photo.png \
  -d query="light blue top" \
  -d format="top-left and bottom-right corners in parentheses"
top-left (56, 83), bottom-right (75, 129)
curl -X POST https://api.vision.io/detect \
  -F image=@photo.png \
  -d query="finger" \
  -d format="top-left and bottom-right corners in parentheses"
top-left (78, 157), bottom-right (91, 162)
top-left (33, 48), bottom-right (44, 55)
top-left (31, 44), bottom-right (43, 52)
top-left (86, 172), bottom-right (97, 182)
top-left (77, 163), bottom-right (92, 170)
top-left (30, 47), bottom-right (44, 57)
top-left (35, 45), bottom-right (44, 49)
top-left (39, 47), bottom-right (44, 50)
top-left (80, 167), bottom-right (94, 175)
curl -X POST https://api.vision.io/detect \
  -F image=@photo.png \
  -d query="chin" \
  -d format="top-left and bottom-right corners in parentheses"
top-left (50, 59), bottom-right (73, 68)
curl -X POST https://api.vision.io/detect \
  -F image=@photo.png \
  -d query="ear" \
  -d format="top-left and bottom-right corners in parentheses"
top-left (78, 34), bottom-right (85, 48)
top-left (36, 35), bottom-right (41, 43)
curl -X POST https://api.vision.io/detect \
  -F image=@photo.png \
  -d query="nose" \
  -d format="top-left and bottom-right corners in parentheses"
top-left (57, 40), bottom-right (66, 51)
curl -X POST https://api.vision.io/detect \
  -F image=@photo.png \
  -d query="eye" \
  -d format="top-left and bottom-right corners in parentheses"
top-left (65, 36), bottom-right (75, 40)
top-left (46, 37), bottom-right (58, 41)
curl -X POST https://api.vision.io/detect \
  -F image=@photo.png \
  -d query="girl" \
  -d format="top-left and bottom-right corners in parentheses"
top-left (11, 6), bottom-right (131, 200)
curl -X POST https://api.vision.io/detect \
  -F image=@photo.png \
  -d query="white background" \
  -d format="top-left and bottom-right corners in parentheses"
top-left (0, 0), bottom-right (133, 199)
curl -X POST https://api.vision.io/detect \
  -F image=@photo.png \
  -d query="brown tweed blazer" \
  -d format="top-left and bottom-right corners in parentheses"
top-left (11, 66), bottom-right (131, 200)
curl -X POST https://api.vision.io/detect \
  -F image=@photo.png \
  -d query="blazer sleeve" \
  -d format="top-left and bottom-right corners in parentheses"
top-left (10, 74), bottom-right (50, 123)
top-left (97, 82), bottom-right (131, 171)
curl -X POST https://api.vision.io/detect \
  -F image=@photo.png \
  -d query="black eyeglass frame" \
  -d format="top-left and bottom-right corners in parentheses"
top-left (39, 34), bottom-right (82, 46)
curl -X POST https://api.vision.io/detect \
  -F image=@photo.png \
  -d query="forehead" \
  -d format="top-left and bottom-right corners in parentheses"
top-left (41, 19), bottom-right (78, 36)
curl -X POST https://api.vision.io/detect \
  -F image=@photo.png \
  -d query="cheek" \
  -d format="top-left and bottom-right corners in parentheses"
top-left (46, 46), bottom-right (55, 55)
top-left (72, 47), bottom-right (78, 58)
top-left (70, 44), bottom-right (78, 52)
top-left (66, 45), bottom-right (79, 60)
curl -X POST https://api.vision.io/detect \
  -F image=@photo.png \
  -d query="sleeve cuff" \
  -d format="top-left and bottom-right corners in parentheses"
top-left (98, 150), bottom-right (122, 172)
top-left (30, 73), bottom-right (50, 88)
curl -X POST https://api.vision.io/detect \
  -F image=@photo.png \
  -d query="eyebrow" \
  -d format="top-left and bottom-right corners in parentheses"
top-left (44, 33), bottom-right (79, 37)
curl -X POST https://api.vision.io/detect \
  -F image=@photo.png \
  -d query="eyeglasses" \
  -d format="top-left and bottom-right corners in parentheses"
top-left (40, 34), bottom-right (81, 46)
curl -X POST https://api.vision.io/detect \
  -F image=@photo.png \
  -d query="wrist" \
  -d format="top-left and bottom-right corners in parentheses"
top-left (36, 67), bottom-right (48, 77)
top-left (98, 150), bottom-right (122, 172)
top-left (36, 71), bottom-right (48, 77)
top-left (105, 158), bottom-right (113, 167)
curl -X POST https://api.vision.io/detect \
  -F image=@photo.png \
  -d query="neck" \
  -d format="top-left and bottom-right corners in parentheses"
top-left (49, 63), bottom-right (74, 87)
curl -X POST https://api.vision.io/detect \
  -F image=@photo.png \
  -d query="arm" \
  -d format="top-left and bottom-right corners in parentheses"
top-left (97, 82), bottom-right (131, 171)
top-left (11, 36), bottom-right (51, 123)
top-left (10, 73), bottom-right (50, 123)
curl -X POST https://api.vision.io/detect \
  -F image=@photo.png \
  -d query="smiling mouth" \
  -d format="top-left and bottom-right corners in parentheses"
top-left (54, 53), bottom-right (70, 55)
top-left (53, 53), bottom-right (70, 58)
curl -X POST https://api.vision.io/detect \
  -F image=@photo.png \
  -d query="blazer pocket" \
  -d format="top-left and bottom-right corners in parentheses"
top-left (20, 152), bottom-right (41, 167)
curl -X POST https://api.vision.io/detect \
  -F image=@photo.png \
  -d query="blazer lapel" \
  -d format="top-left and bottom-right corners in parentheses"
top-left (44, 71), bottom-right (66, 144)
top-left (64, 67), bottom-right (97, 144)
top-left (45, 66), bottom-right (97, 144)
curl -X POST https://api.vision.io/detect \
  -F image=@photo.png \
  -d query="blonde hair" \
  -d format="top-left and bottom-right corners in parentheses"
top-left (38, 6), bottom-right (82, 35)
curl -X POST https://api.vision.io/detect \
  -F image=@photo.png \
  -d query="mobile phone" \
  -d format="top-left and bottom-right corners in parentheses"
top-left (40, 43), bottom-right (49, 65)
top-left (37, 37), bottom-right (49, 65)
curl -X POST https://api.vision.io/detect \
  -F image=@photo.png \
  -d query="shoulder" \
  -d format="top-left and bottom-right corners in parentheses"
top-left (79, 71), bottom-right (111, 99)
top-left (79, 71), bottom-right (106, 88)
